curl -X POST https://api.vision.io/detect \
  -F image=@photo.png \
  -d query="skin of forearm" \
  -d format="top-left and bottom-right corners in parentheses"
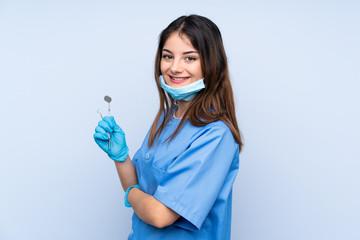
top-left (114, 155), bottom-right (138, 191)
top-left (114, 155), bottom-right (180, 228)
top-left (128, 188), bottom-right (180, 228)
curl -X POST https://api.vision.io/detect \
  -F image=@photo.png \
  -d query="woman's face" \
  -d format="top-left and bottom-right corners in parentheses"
top-left (160, 32), bottom-right (203, 89)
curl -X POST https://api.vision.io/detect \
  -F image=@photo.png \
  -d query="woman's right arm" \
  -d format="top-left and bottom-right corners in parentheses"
top-left (114, 155), bottom-right (180, 228)
top-left (114, 155), bottom-right (138, 191)
top-left (126, 181), bottom-right (180, 228)
top-left (94, 116), bottom-right (138, 191)
top-left (94, 116), bottom-right (179, 228)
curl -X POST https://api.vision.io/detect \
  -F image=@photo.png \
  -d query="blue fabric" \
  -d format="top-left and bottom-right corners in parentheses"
top-left (129, 111), bottom-right (239, 240)
top-left (159, 75), bottom-right (205, 101)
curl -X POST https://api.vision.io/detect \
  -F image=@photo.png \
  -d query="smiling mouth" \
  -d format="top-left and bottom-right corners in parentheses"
top-left (169, 75), bottom-right (190, 83)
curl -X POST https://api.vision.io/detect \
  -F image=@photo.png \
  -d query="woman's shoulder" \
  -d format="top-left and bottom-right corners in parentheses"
top-left (192, 119), bottom-right (237, 144)
top-left (201, 119), bottom-right (232, 132)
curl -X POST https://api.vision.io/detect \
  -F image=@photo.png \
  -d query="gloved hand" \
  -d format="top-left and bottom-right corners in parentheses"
top-left (93, 116), bottom-right (129, 162)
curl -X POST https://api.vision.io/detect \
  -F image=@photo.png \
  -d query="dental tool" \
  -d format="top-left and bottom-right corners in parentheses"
top-left (97, 95), bottom-right (112, 150)
top-left (104, 95), bottom-right (112, 117)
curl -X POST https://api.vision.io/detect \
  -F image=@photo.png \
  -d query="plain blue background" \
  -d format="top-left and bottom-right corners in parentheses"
top-left (0, 0), bottom-right (359, 239)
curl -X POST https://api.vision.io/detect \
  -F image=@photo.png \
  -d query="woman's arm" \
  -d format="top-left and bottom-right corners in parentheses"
top-left (127, 187), bottom-right (180, 228)
top-left (114, 156), bottom-right (180, 228)
top-left (114, 155), bottom-right (138, 191)
top-left (95, 117), bottom-right (178, 227)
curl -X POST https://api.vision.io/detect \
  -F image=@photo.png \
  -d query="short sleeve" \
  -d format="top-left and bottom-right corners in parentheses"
top-left (153, 123), bottom-right (239, 231)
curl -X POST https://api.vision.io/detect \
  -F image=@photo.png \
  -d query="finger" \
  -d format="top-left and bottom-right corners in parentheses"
top-left (93, 134), bottom-right (109, 152)
top-left (95, 125), bottom-right (107, 135)
top-left (104, 116), bottom-right (124, 134)
top-left (93, 132), bottom-right (110, 141)
top-left (103, 116), bottom-right (116, 128)
top-left (98, 120), bottom-right (112, 133)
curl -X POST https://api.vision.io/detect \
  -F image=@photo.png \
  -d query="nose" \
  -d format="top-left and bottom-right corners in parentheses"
top-left (170, 59), bottom-right (183, 74)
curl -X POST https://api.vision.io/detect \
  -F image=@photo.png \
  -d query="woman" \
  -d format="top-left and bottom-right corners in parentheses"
top-left (94, 14), bottom-right (243, 240)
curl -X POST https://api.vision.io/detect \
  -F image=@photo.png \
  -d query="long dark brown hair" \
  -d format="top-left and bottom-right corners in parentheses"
top-left (148, 14), bottom-right (243, 151)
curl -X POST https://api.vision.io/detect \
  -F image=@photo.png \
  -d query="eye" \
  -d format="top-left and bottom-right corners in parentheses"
top-left (185, 56), bottom-right (197, 61)
top-left (162, 54), bottom-right (173, 60)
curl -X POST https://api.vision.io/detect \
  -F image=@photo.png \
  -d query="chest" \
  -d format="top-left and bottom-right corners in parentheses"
top-left (133, 120), bottom-right (202, 194)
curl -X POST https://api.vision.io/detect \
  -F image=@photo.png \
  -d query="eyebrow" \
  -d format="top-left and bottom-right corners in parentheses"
top-left (162, 48), bottom-right (199, 55)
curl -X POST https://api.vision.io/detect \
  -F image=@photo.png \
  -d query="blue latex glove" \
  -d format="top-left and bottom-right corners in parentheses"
top-left (93, 116), bottom-right (129, 162)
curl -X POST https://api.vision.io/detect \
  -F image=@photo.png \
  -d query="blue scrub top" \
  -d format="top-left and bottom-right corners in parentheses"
top-left (129, 111), bottom-right (239, 240)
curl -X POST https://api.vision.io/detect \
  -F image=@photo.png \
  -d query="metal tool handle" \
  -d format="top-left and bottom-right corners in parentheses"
top-left (97, 109), bottom-right (111, 150)
top-left (104, 96), bottom-right (112, 150)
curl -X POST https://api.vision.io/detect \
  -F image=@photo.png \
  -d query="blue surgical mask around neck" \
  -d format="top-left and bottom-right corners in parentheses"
top-left (159, 75), bottom-right (205, 101)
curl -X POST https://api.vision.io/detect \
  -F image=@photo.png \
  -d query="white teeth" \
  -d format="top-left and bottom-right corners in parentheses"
top-left (171, 77), bottom-right (188, 81)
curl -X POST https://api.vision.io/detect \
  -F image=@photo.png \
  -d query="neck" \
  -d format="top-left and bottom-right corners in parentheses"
top-left (175, 100), bottom-right (191, 118)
